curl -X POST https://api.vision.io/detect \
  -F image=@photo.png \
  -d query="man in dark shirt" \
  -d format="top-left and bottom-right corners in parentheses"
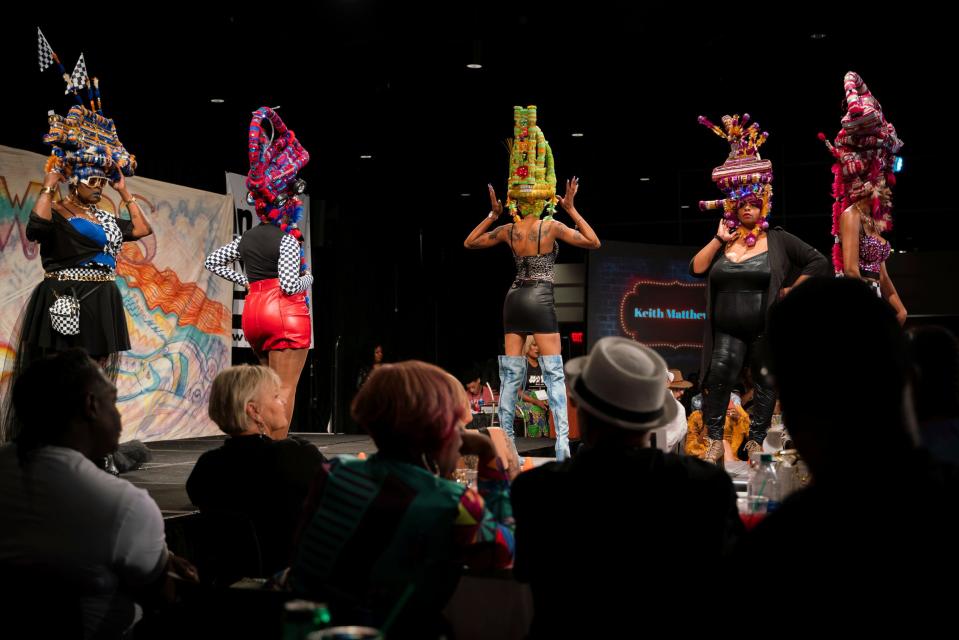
top-left (511, 337), bottom-right (741, 637)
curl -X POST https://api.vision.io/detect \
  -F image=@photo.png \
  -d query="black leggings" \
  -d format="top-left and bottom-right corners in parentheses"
top-left (702, 331), bottom-right (776, 449)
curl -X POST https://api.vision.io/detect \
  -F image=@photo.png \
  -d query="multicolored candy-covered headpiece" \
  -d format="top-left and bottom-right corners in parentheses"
top-left (246, 107), bottom-right (311, 281)
top-left (697, 113), bottom-right (773, 248)
top-left (818, 71), bottom-right (903, 273)
top-left (246, 107), bottom-right (310, 232)
top-left (505, 105), bottom-right (557, 222)
top-left (37, 28), bottom-right (135, 185)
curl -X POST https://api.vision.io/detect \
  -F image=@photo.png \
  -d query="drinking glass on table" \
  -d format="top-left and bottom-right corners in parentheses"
top-left (737, 495), bottom-right (770, 531)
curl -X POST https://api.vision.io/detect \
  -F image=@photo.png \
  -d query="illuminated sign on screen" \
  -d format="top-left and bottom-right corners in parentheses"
top-left (619, 279), bottom-right (707, 348)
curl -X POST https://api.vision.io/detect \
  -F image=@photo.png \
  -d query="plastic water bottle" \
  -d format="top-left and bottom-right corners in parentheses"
top-left (747, 453), bottom-right (781, 511)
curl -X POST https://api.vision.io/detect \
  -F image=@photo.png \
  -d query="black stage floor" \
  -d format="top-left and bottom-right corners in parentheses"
top-left (126, 434), bottom-right (559, 517)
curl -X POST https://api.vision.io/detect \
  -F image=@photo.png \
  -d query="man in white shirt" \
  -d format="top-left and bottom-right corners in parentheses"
top-left (0, 349), bottom-right (196, 638)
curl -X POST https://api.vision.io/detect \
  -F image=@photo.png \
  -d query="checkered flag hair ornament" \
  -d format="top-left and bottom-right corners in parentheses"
top-left (37, 27), bottom-right (55, 71)
top-left (69, 53), bottom-right (88, 95)
top-left (37, 27), bottom-right (77, 99)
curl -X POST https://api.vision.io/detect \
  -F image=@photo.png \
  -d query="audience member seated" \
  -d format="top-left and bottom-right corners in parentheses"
top-left (463, 367), bottom-right (495, 429)
top-left (909, 325), bottom-right (959, 465)
top-left (186, 365), bottom-right (326, 580)
top-left (738, 278), bottom-right (959, 617)
top-left (0, 349), bottom-right (197, 639)
top-left (516, 336), bottom-right (551, 438)
top-left (510, 337), bottom-right (742, 637)
top-left (290, 361), bottom-right (514, 637)
top-left (654, 368), bottom-right (691, 452)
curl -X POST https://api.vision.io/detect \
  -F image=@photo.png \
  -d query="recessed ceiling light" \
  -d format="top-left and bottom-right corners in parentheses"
top-left (210, 98), bottom-right (225, 103)
top-left (680, 205), bottom-right (690, 209)
top-left (460, 193), bottom-right (471, 197)
top-left (639, 177), bottom-right (651, 182)
top-left (571, 132), bottom-right (584, 137)
top-left (466, 63), bottom-right (483, 69)
top-left (360, 155), bottom-right (372, 159)
top-left (810, 33), bottom-right (827, 40)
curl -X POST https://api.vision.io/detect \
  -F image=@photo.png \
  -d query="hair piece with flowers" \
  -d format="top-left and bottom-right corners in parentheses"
top-left (817, 71), bottom-right (903, 273)
top-left (504, 105), bottom-right (557, 223)
top-left (696, 113), bottom-right (773, 248)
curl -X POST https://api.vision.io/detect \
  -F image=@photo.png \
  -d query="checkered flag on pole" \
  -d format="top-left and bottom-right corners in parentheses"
top-left (69, 53), bottom-right (88, 94)
top-left (37, 27), bottom-right (56, 71)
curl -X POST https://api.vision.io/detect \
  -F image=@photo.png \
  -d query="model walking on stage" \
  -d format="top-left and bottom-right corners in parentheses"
top-left (205, 107), bottom-right (312, 437)
top-left (690, 114), bottom-right (828, 465)
top-left (2, 35), bottom-right (152, 449)
top-left (819, 71), bottom-right (908, 324)
top-left (464, 105), bottom-right (600, 460)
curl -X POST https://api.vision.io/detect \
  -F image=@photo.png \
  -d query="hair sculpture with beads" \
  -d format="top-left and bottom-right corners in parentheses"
top-left (697, 113), bottom-right (773, 248)
top-left (38, 35), bottom-right (135, 186)
top-left (246, 107), bottom-right (311, 289)
top-left (505, 105), bottom-right (557, 223)
top-left (817, 71), bottom-right (903, 273)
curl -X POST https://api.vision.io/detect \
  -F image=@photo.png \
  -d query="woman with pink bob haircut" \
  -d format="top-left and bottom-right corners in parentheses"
top-left (290, 361), bottom-right (515, 635)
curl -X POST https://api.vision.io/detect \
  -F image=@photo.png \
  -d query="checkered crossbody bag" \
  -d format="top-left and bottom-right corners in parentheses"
top-left (49, 285), bottom-right (102, 336)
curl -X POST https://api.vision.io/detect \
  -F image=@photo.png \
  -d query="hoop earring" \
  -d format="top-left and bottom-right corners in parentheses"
top-left (421, 452), bottom-right (439, 476)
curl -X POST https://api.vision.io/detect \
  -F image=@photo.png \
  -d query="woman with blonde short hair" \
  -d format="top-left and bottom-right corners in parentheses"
top-left (187, 365), bottom-right (325, 577)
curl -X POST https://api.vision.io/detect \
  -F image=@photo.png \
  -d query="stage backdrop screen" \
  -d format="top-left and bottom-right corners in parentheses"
top-left (587, 241), bottom-right (706, 377)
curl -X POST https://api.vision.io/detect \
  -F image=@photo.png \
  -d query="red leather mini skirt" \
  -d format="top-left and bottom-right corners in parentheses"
top-left (242, 278), bottom-right (311, 351)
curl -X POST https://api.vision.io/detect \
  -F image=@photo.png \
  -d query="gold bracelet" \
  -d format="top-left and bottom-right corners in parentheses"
top-left (122, 197), bottom-right (137, 207)
top-left (40, 186), bottom-right (57, 196)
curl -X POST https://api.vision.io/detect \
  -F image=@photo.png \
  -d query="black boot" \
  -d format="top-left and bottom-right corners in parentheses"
top-left (742, 381), bottom-right (777, 458)
top-left (702, 383), bottom-right (733, 444)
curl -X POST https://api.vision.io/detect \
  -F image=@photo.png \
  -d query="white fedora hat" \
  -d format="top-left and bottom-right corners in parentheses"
top-left (565, 337), bottom-right (678, 431)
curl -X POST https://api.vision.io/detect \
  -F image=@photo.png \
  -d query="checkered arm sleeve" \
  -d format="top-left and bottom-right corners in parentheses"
top-left (279, 233), bottom-right (313, 295)
top-left (204, 238), bottom-right (248, 287)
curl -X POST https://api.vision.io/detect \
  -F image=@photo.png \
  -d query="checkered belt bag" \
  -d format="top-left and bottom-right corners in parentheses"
top-left (49, 285), bottom-right (102, 336)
